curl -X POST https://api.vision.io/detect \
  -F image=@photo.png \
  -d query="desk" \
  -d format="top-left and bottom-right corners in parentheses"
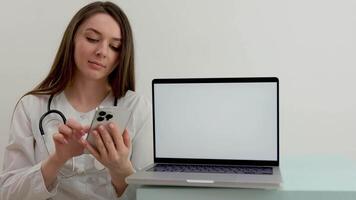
top-left (136, 155), bottom-right (356, 200)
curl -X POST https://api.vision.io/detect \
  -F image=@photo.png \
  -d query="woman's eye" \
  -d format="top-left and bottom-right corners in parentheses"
top-left (86, 37), bottom-right (99, 43)
top-left (110, 45), bottom-right (120, 52)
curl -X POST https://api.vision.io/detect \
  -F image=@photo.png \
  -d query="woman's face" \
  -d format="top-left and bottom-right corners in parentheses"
top-left (73, 13), bottom-right (122, 81)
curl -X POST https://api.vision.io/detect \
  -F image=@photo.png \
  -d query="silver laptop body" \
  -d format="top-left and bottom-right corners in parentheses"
top-left (126, 77), bottom-right (282, 188)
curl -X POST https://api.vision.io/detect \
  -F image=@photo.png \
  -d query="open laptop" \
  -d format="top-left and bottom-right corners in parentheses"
top-left (126, 77), bottom-right (282, 188)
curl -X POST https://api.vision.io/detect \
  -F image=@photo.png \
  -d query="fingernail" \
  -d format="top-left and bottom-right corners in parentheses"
top-left (80, 139), bottom-right (87, 146)
top-left (109, 123), bottom-right (114, 129)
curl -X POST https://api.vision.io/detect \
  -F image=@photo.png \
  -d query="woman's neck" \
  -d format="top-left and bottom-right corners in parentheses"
top-left (64, 78), bottom-right (111, 113)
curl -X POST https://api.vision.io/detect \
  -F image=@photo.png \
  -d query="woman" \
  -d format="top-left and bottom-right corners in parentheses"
top-left (0, 1), bottom-right (152, 199)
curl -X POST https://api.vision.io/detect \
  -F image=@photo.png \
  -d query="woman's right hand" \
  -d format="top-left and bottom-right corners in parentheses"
top-left (41, 118), bottom-right (89, 189)
top-left (52, 118), bottom-right (89, 163)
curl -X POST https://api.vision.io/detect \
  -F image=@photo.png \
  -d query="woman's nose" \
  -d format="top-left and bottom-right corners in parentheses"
top-left (95, 42), bottom-right (108, 58)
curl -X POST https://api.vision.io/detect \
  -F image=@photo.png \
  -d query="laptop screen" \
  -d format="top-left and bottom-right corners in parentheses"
top-left (152, 77), bottom-right (279, 165)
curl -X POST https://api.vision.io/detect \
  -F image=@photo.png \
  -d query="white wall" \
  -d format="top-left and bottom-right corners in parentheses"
top-left (1, 0), bottom-right (356, 171)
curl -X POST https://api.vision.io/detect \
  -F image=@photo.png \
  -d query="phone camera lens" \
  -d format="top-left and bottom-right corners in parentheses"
top-left (97, 116), bottom-right (104, 121)
top-left (106, 114), bottom-right (113, 120)
top-left (99, 111), bottom-right (106, 116)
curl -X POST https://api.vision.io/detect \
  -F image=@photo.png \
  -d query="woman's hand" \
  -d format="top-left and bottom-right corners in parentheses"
top-left (83, 123), bottom-right (134, 196)
top-left (52, 118), bottom-right (88, 163)
top-left (41, 118), bottom-right (88, 190)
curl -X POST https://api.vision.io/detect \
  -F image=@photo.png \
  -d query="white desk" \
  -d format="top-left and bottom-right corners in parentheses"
top-left (136, 155), bottom-right (356, 200)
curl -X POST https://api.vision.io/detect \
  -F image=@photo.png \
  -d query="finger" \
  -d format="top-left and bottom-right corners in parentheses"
top-left (66, 118), bottom-right (83, 132)
top-left (108, 123), bottom-right (125, 150)
top-left (77, 138), bottom-right (86, 148)
top-left (53, 133), bottom-right (68, 144)
top-left (122, 129), bottom-right (131, 149)
top-left (82, 125), bottom-right (90, 133)
top-left (98, 125), bottom-right (117, 155)
top-left (92, 130), bottom-right (108, 158)
top-left (76, 125), bottom-right (90, 140)
top-left (81, 139), bottom-right (100, 158)
top-left (74, 130), bottom-right (86, 140)
top-left (58, 124), bottom-right (84, 140)
top-left (67, 118), bottom-right (87, 139)
top-left (58, 124), bottom-right (72, 138)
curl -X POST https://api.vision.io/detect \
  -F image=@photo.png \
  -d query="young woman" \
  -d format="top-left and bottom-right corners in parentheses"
top-left (0, 2), bottom-right (152, 199)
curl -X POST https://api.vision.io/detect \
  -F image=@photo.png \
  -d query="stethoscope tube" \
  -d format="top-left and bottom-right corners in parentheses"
top-left (39, 110), bottom-right (66, 136)
top-left (39, 95), bottom-right (67, 136)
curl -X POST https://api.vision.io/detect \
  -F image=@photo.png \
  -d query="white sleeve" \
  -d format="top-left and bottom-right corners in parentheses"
top-left (130, 96), bottom-right (154, 171)
top-left (0, 98), bottom-right (58, 200)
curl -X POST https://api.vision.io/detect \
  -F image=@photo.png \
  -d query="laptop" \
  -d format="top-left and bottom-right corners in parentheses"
top-left (126, 77), bottom-right (282, 188)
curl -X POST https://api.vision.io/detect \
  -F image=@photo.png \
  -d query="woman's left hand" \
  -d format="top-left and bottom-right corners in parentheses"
top-left (83, 123), bottom-right (134, 184)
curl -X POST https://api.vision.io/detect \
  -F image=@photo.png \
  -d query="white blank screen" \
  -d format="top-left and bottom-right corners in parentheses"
top-left (154, 82), bottom-right (278, 161)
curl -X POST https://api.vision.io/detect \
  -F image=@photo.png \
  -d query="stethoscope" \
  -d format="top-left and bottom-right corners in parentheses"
top-left (39, 94), bottom-right (118, 178)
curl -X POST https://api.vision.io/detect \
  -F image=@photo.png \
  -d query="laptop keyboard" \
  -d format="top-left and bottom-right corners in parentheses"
top-left (148, 164), bottom-right (273, 175)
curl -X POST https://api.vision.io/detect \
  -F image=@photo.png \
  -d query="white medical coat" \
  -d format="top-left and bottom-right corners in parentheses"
top-left (0, 90), bottom-right (153, 200)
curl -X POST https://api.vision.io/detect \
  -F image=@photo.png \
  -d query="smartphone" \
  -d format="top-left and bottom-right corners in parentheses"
top-left (85, 106), bottom-right (132, 153)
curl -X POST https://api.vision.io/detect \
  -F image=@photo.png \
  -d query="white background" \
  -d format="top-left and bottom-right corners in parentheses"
top-left (1, 0), bottom-right (356, 170)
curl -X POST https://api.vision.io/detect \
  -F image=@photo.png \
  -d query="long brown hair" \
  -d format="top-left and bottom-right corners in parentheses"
top-left (25, 1), bottom-right (135, 99)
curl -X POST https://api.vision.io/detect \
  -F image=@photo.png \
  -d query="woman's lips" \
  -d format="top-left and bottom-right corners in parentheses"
top-left (88, 60), bottom-right (106, 69)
